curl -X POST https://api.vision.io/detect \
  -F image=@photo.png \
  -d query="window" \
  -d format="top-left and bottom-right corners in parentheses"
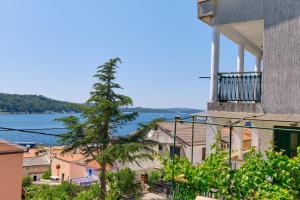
top-left (221, 143), bottom-right (229, 149)
top-left (274, 127), bottom-right (300, 158)
top-left (88, 169), bottom-right (93, 177)
top-left (158, 145), bottom-right (163, 151)
top-left (202, 147), bottom-right (206, 161)
top-left (170, 146), bottom-right (180, 157)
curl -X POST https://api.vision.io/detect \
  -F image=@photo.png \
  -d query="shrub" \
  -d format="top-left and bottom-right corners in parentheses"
top-left (25, 182), bottom-right (82, 200)
top-left (59, 182), bottom-right (82, 198)
top-left (75, 183), bottom-right (102, 200)
top-left (106, 168), bottom-right (140, 200)
top-left (41, 170), bottom-right (51, 180)
top-left (22, 176), bottom-right (33, 188)
top-left (25, 184), bottom-right (69, 200)
top-left (162, 147), bottom-right (300, 199)
top-left (148, 170), bottom-right (163, 185)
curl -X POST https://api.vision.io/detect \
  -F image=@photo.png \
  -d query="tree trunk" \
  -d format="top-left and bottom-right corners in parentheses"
top-left (100, 162), bottom-right (107, 200)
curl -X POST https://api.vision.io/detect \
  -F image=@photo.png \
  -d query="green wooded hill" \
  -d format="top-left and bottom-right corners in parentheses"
top-left (0, 93), bottom-right (81, 113)
top-left (0, 93), bottom-right (202, 114)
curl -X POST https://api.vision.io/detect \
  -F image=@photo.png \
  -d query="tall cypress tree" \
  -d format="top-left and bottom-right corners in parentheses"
top-left (57, 58), bottom-right (159, 199)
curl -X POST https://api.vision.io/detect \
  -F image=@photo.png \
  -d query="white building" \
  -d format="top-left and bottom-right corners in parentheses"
top-left (123, 121), bottom-right (224, 176)
top-left (197, 0), bottom-right (300, 167)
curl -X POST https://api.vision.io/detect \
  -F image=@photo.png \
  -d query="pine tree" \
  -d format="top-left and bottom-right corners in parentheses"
top-left (57, 58), bottom-right (159, 199)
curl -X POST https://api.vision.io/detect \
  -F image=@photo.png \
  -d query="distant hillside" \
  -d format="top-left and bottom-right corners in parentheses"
top-left (120, 107), bottom-right (202, 113)
top-left (0, 93), bottom-right (80, 114)
top-left (0, 93), bottom-right (202, 114)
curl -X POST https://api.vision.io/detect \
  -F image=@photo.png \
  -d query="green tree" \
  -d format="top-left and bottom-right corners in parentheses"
top-left (57, 58), bottom-right (159, 199)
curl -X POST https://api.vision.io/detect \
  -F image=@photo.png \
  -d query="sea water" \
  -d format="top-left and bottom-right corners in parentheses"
top-left (0, 113), bottom-right (189, 146)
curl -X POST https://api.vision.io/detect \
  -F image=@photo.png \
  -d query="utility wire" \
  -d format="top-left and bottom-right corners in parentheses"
top-left (0, 116), bottom-right (187, 138)
top-left (0, 127), bottom-right (67, 132)
top-left (0, 126), bottom-right (66, 137)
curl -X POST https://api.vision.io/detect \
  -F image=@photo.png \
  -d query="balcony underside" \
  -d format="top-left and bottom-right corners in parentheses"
top-left (208, 102), bottom-right (262, 113)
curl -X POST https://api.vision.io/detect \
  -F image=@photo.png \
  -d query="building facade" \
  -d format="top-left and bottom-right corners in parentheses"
top-left (23, 156), bottom-right (50, 181)
top-left (197, 0), bottom-right (300, 165)
top-left (51, 152), bottom-right (100, 183)
top-left (122, 122), bottom-right (209, 178)
top-left (0, 140), bottom-right (26, 200)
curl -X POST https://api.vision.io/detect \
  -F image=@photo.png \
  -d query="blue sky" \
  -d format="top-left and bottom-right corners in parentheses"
top-left (0, 1), bottom-right (255, 109)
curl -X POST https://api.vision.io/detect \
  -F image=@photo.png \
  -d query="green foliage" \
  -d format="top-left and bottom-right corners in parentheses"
top-left (148, 170), bottom-right (163, 185)
top-left (57, 58), bottom-right (160, 199)
top-left (25, 184), bottom-right (69, 200)
top-left (25, 182), bottom-right (82, 200)
top-left (41, 170), bottom-right (51, 180)
top-left (22, 176), bottom-right (33, 187)
top-left (161, 155), bottom-right (192, 181)
top-left (59, 182), bottom-right (82, 198)
top-left (74, 183), bottom-right (102, 200)
top-left (0, 93), bottom-right (80, 113)
top-left (162, 147), bottom-right (300, 199)
top-left (106, 168), bottom-right (140, 200)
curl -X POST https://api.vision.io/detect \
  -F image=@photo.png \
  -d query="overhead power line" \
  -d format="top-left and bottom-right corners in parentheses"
top-left (0, 127), bottom-right (67, 132)
top-left (0, 126), bottom-right (66, 137)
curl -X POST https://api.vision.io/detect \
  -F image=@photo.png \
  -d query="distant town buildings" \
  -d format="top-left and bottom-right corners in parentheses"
top-left (51, 151), bottom-right (101, 185)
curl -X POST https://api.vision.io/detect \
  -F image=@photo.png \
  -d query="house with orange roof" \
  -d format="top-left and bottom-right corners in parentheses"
top-left (51, 151), bottom-right (102, 185)
top-left (0, 140), bottom-right (27, 200)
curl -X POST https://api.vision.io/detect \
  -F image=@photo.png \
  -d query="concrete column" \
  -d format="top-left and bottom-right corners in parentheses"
top-left (232, 127), bottom-right (243, 160)
top-left (237, 44), bottom-right (245, 73)
top-left (205, 118), bottom-right (222, 156)
top-left (236, 44), bottom-right (244, 100)
top-left (251, 129), bottom-right (259, 149)
top-left (209, 27), bottom-right (220, 102)
top-left (255, 55), bottom-right (262, 72)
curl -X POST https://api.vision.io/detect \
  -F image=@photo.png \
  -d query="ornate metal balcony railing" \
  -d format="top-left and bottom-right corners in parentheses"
top-left (218, 72), bottom-right (262, 102)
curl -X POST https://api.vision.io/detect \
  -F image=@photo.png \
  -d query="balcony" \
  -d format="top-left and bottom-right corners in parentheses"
top-left (198, 0), bottom-right (215, 23)
top-left (208, 72), bottom-right (263, 113)
top-left (218, 72), bottom-right (262, 102)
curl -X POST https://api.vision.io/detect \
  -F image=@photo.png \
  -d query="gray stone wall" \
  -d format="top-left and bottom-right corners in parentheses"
top-left (200, 0), bottom-right (263, 25)
top-left (262, 0), bottom-right (300, 114)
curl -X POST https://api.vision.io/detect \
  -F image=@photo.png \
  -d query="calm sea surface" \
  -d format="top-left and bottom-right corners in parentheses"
top-left (0, 113), bottom-right (189, 146)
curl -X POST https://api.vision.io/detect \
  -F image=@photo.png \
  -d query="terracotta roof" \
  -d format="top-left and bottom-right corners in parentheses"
top-left (23, 156), bottom-right (50, 167)
top-left (0, 140), bottom-right (27, 154)
top-left (23, 149), bottom-right (39, 158)
top-left (54, 152), bottom-right (106, 170)
top-left (54, 152), bottom-right (86, 163)
top-left (156, 122), bottom-right (252, 146)
top-left (157, 122), bottom-right (206, 146)
top-left (86, 160), bottom-right (101, 170)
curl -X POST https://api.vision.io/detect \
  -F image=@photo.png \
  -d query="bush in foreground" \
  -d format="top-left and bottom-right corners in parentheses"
top-left (106, 168), bottom-right (140, 200)
top-left (162, 147), bottom-right (300, 199)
